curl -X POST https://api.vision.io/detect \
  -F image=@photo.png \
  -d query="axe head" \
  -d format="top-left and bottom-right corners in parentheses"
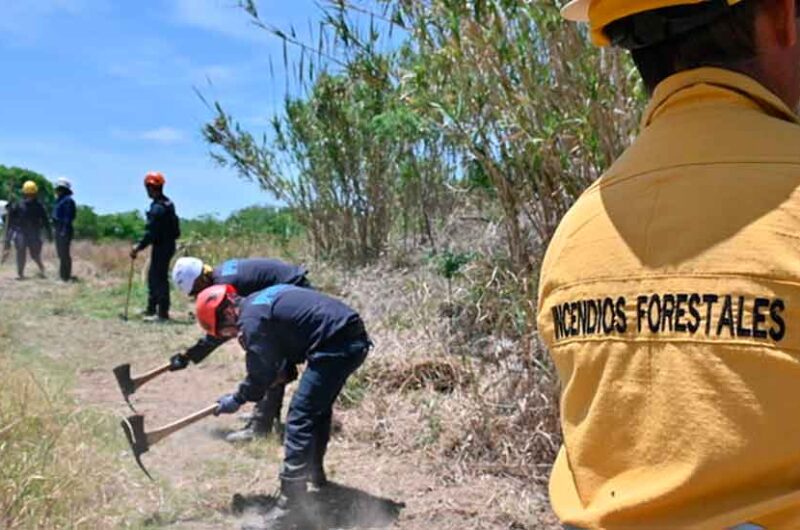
top-left (113, 363), bottom-right (137, 412)
top-left (120, 414), bottom-right (153, 481)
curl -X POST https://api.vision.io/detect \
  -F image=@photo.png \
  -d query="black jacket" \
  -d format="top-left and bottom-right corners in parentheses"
top-left (11, 198), bottom-right (51, 239)
top-left (135, 195), bottom-right (180, 250)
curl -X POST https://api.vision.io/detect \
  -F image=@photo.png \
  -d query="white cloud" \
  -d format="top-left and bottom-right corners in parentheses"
top-left (140, 127), bottom-right (186, 144)
top-left (0, 0), bottom-right (107, 44)
top-left (171, 0), bottom-right (268, 43)
top-left (110, 126), bottom-right (187, 144)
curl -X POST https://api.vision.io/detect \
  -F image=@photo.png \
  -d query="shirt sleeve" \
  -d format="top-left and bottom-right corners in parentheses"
top-left (184, 334), bottom-right (228, 364)
top-left (234, 325), bottom-right (282, 402)
top-left (136, 203), bottom-right (165, 250)
top-left (66, 199), bottom-right (76, 224)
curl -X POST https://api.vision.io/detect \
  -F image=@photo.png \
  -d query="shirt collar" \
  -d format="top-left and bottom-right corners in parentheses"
top-left (642, 67), bottom-right (800, 128)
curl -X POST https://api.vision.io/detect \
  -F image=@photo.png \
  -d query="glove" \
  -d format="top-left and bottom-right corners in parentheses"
top-left (129, 246), bottom-right (139, 259)
top-left (168, 353), bottom-right (189, 371)
top-left (215, 393), bottom-right (243, 415)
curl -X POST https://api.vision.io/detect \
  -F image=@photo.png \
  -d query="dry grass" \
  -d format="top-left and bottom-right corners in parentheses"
top-left (0, 356), bottom-right (122, 529)
top-left (332, 252), bottom-right (561, 493)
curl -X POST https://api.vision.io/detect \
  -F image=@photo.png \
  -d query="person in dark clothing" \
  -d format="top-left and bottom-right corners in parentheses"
top-left (12, 180), bottom-right (51, 280)
top-left (52, 178), bottom-right (76, 282)
top-left (130, 171), bottom-right (180, 322)
top-left (196, 284), bottom-right (370, 522)
top-left (168, 256), bottom-right (312, 442)
top-left (1, 200), bottom-right (12, 264)
top-left (172, 256), bottom-right (311, 298)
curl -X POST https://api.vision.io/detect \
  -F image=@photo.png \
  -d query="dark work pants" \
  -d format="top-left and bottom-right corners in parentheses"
top-left (14, 231), bottom-right (43, 277)
top-left (147, 241), bottom-right (175, 318)
top-left (252, 384), bottom-right (287, 433)
top-left (55, 232), bottom-right (72, 281)
top-left (281, 339), bottom-right (369, 481)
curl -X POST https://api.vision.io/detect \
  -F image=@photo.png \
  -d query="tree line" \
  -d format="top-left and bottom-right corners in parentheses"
top-left (0, 165), bottom-right (301, 244)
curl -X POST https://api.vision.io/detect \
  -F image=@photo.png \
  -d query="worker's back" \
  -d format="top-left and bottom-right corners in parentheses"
top-left (538, 67), bottom-right (800, 529)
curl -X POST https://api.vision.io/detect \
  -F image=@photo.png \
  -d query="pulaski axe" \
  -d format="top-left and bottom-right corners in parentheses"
top-left (120, 404), bottom-right (218, 480)
top-left (113, 362), bottom-right (172, 412)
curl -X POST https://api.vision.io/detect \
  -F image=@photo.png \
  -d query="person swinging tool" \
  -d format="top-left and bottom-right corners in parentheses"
top-left (130, 172), bottom-right (180, 322)
top-left (168, 256), bottom-right (312, 442)
top-left (539, 0), bottom-right (800, 529)
top-left (196, 283), bottom-right (371, 526)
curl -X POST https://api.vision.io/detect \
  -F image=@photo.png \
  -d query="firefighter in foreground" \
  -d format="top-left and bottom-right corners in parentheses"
top-left (10, 180), bottom-right (51, 280)
top-left (130, 172), bottom-right (180, 322)
top-left (196, 283), bottom-right (370, 522)
top-left (538, 0), bottom-right (800, 528)
top-left (169, 256), bottom-right (311, 442)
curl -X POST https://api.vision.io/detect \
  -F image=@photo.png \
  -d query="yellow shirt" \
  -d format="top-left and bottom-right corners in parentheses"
top-left (537, 67), bottom-right (800, 529)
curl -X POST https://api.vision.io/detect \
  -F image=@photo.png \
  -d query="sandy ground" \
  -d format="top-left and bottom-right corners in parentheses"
top-left (0, 252), bottom-right (560, 530)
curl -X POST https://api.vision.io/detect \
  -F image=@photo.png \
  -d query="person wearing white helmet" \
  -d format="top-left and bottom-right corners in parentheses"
top-left (539, 0), bottom-right (800, 528)
top-left (52, 178), bottom-right (76, 282)
top-left (169, 256), bottom-right (310, 442)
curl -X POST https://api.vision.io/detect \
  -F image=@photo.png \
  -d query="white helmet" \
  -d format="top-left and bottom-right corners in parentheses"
top-left (172, 257), bottom-right (204, 295)
top-left (55, 177), bottom-right (72, 190)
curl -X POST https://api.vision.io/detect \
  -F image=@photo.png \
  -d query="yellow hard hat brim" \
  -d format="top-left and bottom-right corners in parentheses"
top-left (561, 0), bottom-right (743, 46)
top-left (561, 0), bottom-right (590, 22)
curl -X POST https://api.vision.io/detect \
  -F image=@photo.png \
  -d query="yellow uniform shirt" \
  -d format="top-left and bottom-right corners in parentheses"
top-left (537, 67), bottom-right (800, 529)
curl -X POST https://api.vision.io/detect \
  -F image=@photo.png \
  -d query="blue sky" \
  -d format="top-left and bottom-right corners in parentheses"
top-left (0, 0), bottom-right (333, 218)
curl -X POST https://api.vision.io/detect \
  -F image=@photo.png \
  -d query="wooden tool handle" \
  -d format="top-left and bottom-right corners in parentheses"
top-left (132, 362), bottom-right (173, 390)
top-left (147, 404), bottom-right (219, 446)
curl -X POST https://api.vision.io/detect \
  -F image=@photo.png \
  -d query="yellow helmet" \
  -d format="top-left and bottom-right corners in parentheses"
top-left (562, 0), bottom-right (744, 46)
top-left (21, 180), bottom-right (38, 195)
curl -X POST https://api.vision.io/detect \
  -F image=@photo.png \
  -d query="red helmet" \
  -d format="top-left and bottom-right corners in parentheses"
top-left (144, 171), bottom-right (165, 187)
top-left (196, 284), bottom-right (237, 337)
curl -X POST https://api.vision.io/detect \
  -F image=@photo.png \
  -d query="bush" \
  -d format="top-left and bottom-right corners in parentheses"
top-left (73, 206), bottom-right (144, 241)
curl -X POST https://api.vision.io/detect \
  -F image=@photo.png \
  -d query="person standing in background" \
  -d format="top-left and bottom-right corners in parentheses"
top-left (52, 177), bottom-right (76, 282)
top-left (12, 180), bottom-right (51, 280)
top-left (130, 172), bottom-right (180, 322)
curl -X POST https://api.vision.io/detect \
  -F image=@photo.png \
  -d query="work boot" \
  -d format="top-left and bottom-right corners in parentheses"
top-left (237, 411), bottom-right (255, 423)
top-left (257, 477), bottom-right (307, 527)
top-left (309, 466), bottom-right (328, 489)
top-left (225, 421), bottom-right (268, 443)
top-left (142, 314), bottom-right (169, 323)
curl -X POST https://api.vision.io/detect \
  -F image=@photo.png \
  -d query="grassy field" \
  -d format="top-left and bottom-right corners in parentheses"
top-left (0, 244), bottom-right (560, 529)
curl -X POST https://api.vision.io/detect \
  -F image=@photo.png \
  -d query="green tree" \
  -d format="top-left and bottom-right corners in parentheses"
top-left (0, 165), bottom-right (56, 209)
top-left (202, 4), bottom-right (454, 265)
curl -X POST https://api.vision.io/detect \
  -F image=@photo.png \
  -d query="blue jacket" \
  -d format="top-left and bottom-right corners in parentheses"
top-left (52, 194), bottom-right (76, 236)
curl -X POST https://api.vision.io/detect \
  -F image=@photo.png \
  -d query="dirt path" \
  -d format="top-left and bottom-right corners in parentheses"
top-left (0, 255), bottom-right (559, 530)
